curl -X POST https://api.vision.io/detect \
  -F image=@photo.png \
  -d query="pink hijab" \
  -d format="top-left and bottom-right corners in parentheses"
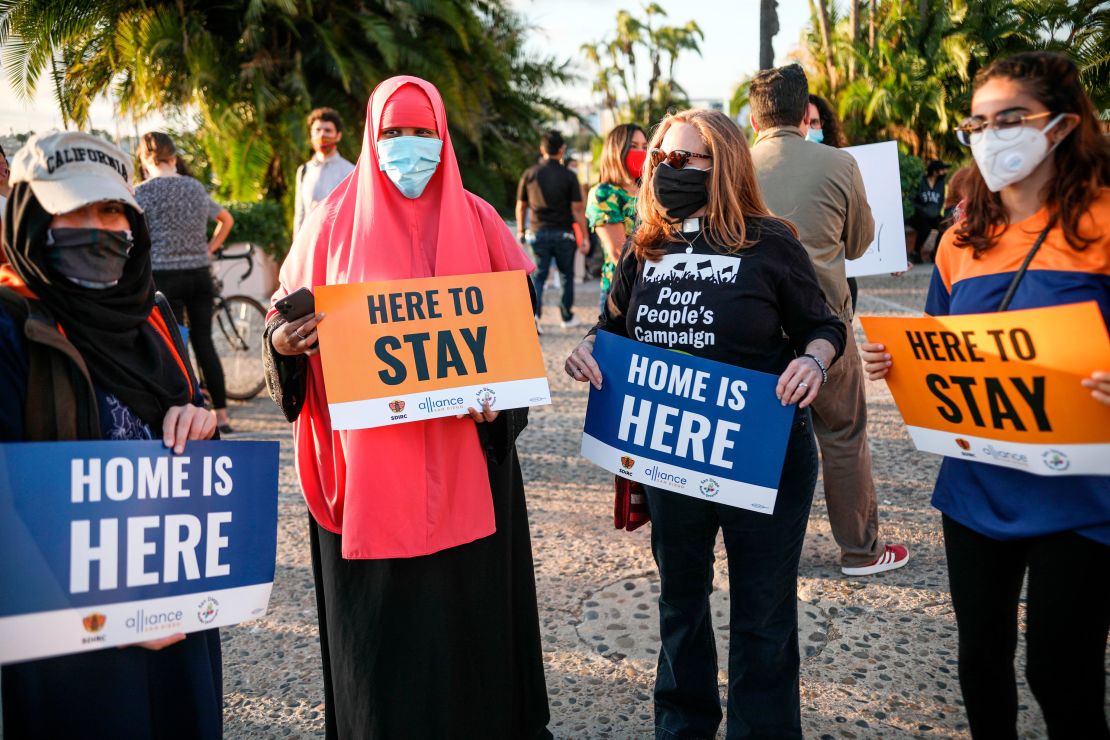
top-left (271, 76), bottom-right (535, 559)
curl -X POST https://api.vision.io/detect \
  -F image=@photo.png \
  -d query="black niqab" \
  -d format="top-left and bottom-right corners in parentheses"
top-left (1, 183), bottom-right (192, 429)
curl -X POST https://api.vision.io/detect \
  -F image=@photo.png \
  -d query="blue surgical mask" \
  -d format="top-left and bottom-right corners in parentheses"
top-left (805, 128), bottom-right (825, 144)
top-left (377, 136), bottom-right (443, 199)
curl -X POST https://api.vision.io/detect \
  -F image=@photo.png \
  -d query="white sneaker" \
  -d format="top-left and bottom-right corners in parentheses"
top-left (561, 316), bottom-right (581, 329)
top-left (534, 316), bottom-right (544, 335)
top-left (842, 544), bottom-right (910, 576)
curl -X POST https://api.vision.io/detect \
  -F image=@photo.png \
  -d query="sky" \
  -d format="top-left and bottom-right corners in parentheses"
top-left (0, 0), bottom-right (809, 135)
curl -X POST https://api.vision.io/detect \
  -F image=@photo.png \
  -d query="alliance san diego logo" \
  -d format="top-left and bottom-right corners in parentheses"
top-left (419, 395), bottom-right (466, 413)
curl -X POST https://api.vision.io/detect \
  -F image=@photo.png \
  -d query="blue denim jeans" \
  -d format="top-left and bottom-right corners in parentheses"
top-left (528, 229), bottom-right (576, 321)
top-left (646, 411), bottom-right (818, 740)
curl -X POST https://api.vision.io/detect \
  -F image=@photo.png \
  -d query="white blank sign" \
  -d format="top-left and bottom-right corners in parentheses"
top-left (844, 141), bottom-right (909, 278)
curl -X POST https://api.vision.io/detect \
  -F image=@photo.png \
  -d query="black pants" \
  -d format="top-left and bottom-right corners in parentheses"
top-left (645, 413), bottom-right (818, 739)
top-left (942, 515), bottom-right (1110, 739)
top-left (153, 267), bottom-right (227, 408)
top-left (912, 213), bottom-right (940, 258)
top-left (529, 229), bottom-right (576, 321)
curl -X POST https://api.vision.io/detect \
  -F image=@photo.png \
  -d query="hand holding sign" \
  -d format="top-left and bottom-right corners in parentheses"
top-left (162, 404), bottom-right (218, 455)
top-left (860, 341), bottom-right (893, 380)
top-left (564, 334), bottom-right (603, 389)
top-left (1081, 370), bottom-right (1110, 405)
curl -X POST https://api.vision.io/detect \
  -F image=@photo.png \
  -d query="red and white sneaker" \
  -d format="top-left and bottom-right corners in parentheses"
top-left (842, 544), bottom-right (910, 576)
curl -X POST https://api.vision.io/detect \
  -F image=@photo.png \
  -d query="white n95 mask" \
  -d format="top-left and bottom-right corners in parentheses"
top-left (970, 114), bottom-right (1065, 192)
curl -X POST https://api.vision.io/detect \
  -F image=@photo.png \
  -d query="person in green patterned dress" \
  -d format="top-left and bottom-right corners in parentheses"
top-left (586, 123), bottom-right (647, 316)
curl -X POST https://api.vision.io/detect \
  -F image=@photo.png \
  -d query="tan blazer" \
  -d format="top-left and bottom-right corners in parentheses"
top-left (751, 127), bottom-right (875, 322)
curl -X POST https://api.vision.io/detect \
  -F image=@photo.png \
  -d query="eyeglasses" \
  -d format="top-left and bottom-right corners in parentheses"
top-left (649, 148), bottom-right (712, 170)
top-left (955, 111), bottom-right (1054, 146)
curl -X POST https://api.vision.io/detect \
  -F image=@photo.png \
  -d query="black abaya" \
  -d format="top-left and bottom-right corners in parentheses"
top-left (308, 408), bottom-right (551, 739)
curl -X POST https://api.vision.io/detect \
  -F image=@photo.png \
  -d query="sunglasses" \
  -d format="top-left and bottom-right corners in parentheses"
top-left (649, 148), bottom-right (712, 170)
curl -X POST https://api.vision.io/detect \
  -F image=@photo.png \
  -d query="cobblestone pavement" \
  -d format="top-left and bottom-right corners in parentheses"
top-left (220, 267), bottom-right (1099, 739)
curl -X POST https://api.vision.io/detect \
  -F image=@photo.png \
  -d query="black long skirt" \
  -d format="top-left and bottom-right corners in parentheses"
top-left (309, 423), bottom-right (551, 739)
top-left (1, 629), bottom-right (222, 739)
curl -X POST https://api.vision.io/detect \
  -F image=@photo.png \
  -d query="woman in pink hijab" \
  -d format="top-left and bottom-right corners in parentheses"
top-left (262, 76), bottom-right (550, 739)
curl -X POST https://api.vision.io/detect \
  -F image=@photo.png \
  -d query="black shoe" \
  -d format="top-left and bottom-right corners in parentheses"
top-left (218, 424), bottom-right (234, 435)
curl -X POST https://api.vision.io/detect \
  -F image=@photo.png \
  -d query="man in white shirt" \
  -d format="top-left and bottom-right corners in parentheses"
top-left (293, 108), bottom-right (356, 235)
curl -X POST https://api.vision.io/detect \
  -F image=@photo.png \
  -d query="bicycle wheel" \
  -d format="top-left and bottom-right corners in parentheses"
top-left (213, 294), bottom-right (268, 401)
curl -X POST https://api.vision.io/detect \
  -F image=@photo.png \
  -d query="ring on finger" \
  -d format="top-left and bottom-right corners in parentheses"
top-left (798, 381), bottom-right (809, 389)
top-left (295, 328), bottom-right (307, 340)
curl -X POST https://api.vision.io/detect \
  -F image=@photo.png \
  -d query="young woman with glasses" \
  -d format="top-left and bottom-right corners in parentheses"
top-left (565, 109), bottom-right (846, 738)
top-left (863, 52), bottom-right (1110, 738)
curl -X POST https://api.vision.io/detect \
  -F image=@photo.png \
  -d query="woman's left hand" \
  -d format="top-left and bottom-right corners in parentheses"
top-left (163, 404), bottom-right (218, 454)
top-left (776, 356), bottom-right (823, 409)
top-left (1081, 370), bottom-right (1110, 406)
top-left (459, 401), bottom-right (499, 424)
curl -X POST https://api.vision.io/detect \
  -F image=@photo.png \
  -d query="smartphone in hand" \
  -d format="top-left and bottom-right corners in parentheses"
top-left (275, 287), bottom-right (316, 322)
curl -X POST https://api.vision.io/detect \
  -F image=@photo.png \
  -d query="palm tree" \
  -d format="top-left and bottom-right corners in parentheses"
top-left (0, 0), bottom-right (572, 212)
top-left (759, 0), bottom-right (780, 70)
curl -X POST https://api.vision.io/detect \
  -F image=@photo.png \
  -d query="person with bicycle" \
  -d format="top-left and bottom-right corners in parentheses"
top-left (136, 131), bottom-right (236, 433)
top-left (0, 130), bottom-right (221, 738)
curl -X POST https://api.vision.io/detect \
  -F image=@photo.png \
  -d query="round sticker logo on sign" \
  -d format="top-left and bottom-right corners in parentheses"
top-left (699, 479), bottom-right (720, 498)
top-left (82, 613), bottom-right (107, 633)
top-left (197, 597), bottom-right (220, 625)
top-left (476, 387), bottom-right (497, 408)
top-left (1042, 449), bottom-right (1071, 472)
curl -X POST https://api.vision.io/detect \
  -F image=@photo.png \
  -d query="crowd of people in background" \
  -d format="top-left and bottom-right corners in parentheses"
top-left (0, 45), bottom-right (1106, 740)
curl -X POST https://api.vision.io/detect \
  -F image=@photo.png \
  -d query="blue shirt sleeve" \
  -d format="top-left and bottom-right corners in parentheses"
top-left (0, 308), bottom-right (29, 441)
top-left (924, 267), bottom-right (951, 316)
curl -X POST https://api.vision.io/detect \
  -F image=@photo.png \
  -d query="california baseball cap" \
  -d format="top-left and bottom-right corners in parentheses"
top-left (9, 130), bottom-right (142, 215)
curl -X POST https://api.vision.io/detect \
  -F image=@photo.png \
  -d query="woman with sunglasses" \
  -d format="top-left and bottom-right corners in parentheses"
top-left (863, 52), bottom-right (1110, 738)
top-left (566, 109), bottom-right (845, 739)
top-left (587, 123), bottom-right (648, 316)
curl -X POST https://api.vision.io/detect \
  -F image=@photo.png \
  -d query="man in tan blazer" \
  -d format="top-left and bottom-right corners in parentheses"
top-left (749, 63), bottom-right (910, 576)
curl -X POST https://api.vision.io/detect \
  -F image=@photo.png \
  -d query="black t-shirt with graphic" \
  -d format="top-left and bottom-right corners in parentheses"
top-left (592, 217), bottom-right (846, 376)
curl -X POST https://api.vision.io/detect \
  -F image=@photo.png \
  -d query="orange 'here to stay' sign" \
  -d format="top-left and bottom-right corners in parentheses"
top-left (860, 301), bottom-right (1110, 476)
top-left (315, 270), bottom-right (550, 430)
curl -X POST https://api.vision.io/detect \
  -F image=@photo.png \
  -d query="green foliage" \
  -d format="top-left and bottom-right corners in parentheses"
top-left (796, 0), bottom-right (1110, 161)
top-left (898, 149), bottom-right (924, 221)
top-left (0, 0), bottom-right (574, 225)
top-left (224, 199), bottom-right (290, 261)
top-left (581, 3), bottom-right (704, 128)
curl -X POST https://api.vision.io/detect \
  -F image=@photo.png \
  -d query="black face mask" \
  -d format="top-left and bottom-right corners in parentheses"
top-left (45, 227), bottom-right (133, 288)
top-left (652, 163), bottom-right (710, 222)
